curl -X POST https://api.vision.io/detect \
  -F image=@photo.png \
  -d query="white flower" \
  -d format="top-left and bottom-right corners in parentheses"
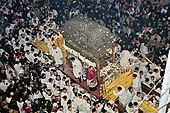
top-left (65, 45), bottom-right (96, 67)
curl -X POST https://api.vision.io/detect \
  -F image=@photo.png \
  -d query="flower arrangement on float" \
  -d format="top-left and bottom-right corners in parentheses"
top-left (100, 62), bottom-right (121, 83)
top-left (64, 44), bottom-right (96, 67)
top-left (64, 40), bottom-right (121, 83)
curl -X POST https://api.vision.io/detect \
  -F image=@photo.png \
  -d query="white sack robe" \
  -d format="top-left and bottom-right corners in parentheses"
top-left (83, 102), bottom-right (91, 113)
top-left (0, 80), bottom-right (10, 92)
top-left (6, 97), bottom-right (12, 103)
top-left (127, 90), bottom-right (135, 104)
top-left (133, 75), bottom-right (142, 92)
top-left (33, 92), bottom-right (43, 100)
top-left (96, 104), bottom-right (103, 113)
top-left (57, 110), bottom-right (64, 113)
top-left (126, 106), bottom-right (135, 113)
top-left (43, 91), bottom-right (52, 101)
top-left (61, 98), bottom-right (67, 113)
top-left (72, 97), bottom-right (79, 111)
top-left (104, 106), bottom-right (113, 113)
top-left (81, 99), bottom-right (87, 112)
top-left (14, 63), bottom-right (22, 75)
top-left (72, 58), bottom-right (83, 78)
top-left (17, 101), bottom-right (24, 113)
top-left (113, 86), bottom-right (128, 106)
top-left (140, 43), bottom-right (148, 55)
top-left (132, 94), bottom-right (142, 103)
top-left (120, 50), bottom-right (138, 67)
top-left (77, 98), bottom-right (83, 112)
top-left (51, 47), bottom-right (63, 65)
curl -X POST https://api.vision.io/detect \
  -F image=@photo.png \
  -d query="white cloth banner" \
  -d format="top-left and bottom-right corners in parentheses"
top-left (158, 50), bottom-right (170, 113)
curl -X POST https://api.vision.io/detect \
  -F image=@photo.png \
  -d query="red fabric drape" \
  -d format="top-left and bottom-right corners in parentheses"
top-left (88, 69), bottom-right (97, 83)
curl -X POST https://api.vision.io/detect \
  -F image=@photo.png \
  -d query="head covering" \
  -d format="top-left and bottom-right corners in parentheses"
top-left (162, 55), bottom-right (166, 59)
top-left (10, 92), bottom-right (14, 96)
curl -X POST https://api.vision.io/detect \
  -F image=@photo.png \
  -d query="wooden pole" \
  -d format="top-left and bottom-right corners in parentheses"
top-left (96, 58), bottom-right (101, 97)
top-left (112, 47), bottom-right (115, 62)
top-left (96, 59), bottom-right (100, 82)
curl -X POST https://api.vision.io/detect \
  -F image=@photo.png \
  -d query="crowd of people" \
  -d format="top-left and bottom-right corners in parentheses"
top-left (0, 0), bottom-right (169, 113)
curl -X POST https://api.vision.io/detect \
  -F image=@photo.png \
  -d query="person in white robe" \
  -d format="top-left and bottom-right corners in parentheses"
top-left (0, 79), bottom-right (10, 92)
top-left (126, 102), bottom-right (138, 113)
top-left (83, 99), bottom-right (91, 113)
top-left (61, 96), bottom-right (68, 113)
top-left (43, 90), bottom-right (52, 101)
top-left (132, 92), bottom-right (142, 103)
top-left (94, 102), bottom-right (103, 113)
top-left (47, 78), bottom-right (54, 90)
top-left (77, 94), bottom-right (83, 112)
top-left (6, 92), bottom-right (14, 103)
top-left (153, 69), bottom-right (161, 81)
top-left (14, 61), bottom-right (22, 76)
top-left (133, 74), bottom-right (141, 92)
top-left (104, 103), bottom-right (113, 113)
top-left (127, 86), bottom-right (135, 104)
top-left (72, 94), bottom-right (79, 111)
top-left (61, 88), bottom-right (69, 99)
top-left (70, 57), bottom-right (83, 80)
top-left (115, 43), bottom-right (121, 55)
top-left (41, 74), bottom-right (48, 84)
top-left (51, 44), bottom-right (63, 66)
top-left (53, 86), bottom-right (60, 96)
top-left (113, 85), bottom-right (128, 107)
top-left (146, 69), bottom-right (154, 80)
top-left (6, 24), bottom-right (11, 36)
top-left (148, 94), bottom-right (159, 106)
top-left (50, 74), bottom-right (56, 80)
top-left (139, 71), bottom-right (145, 83)
top-left (134, 59), bottom-right (140, 69)
top-left (120, 50), bottom-right (138, 67)
top-left (57, 106), bottom-right (64, 113)
top-left (24, 43), bottom-right (31, 52)
top-left (19, 28), bottom-right (26, 37)
top-left (138, 58), bottom-right (148, 72)
top-left (140, 43), bottom-right (148, 55)
top-left (6, 96), bottom-right (12, 103)
top-left (81, 95), bottom-right (88, 112)
top-left (59, 77), bottom-right (66, 89)
top-left (25, 50), bottom-right (34, 62)
top-left (65, 82), bottom-right (72, 99)
top-left (33, 90), bottom-right (43, 100)
top-left (17, 98), bottom-right (24, 113)
top-left (66, 106), bottom-right (75, 113)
